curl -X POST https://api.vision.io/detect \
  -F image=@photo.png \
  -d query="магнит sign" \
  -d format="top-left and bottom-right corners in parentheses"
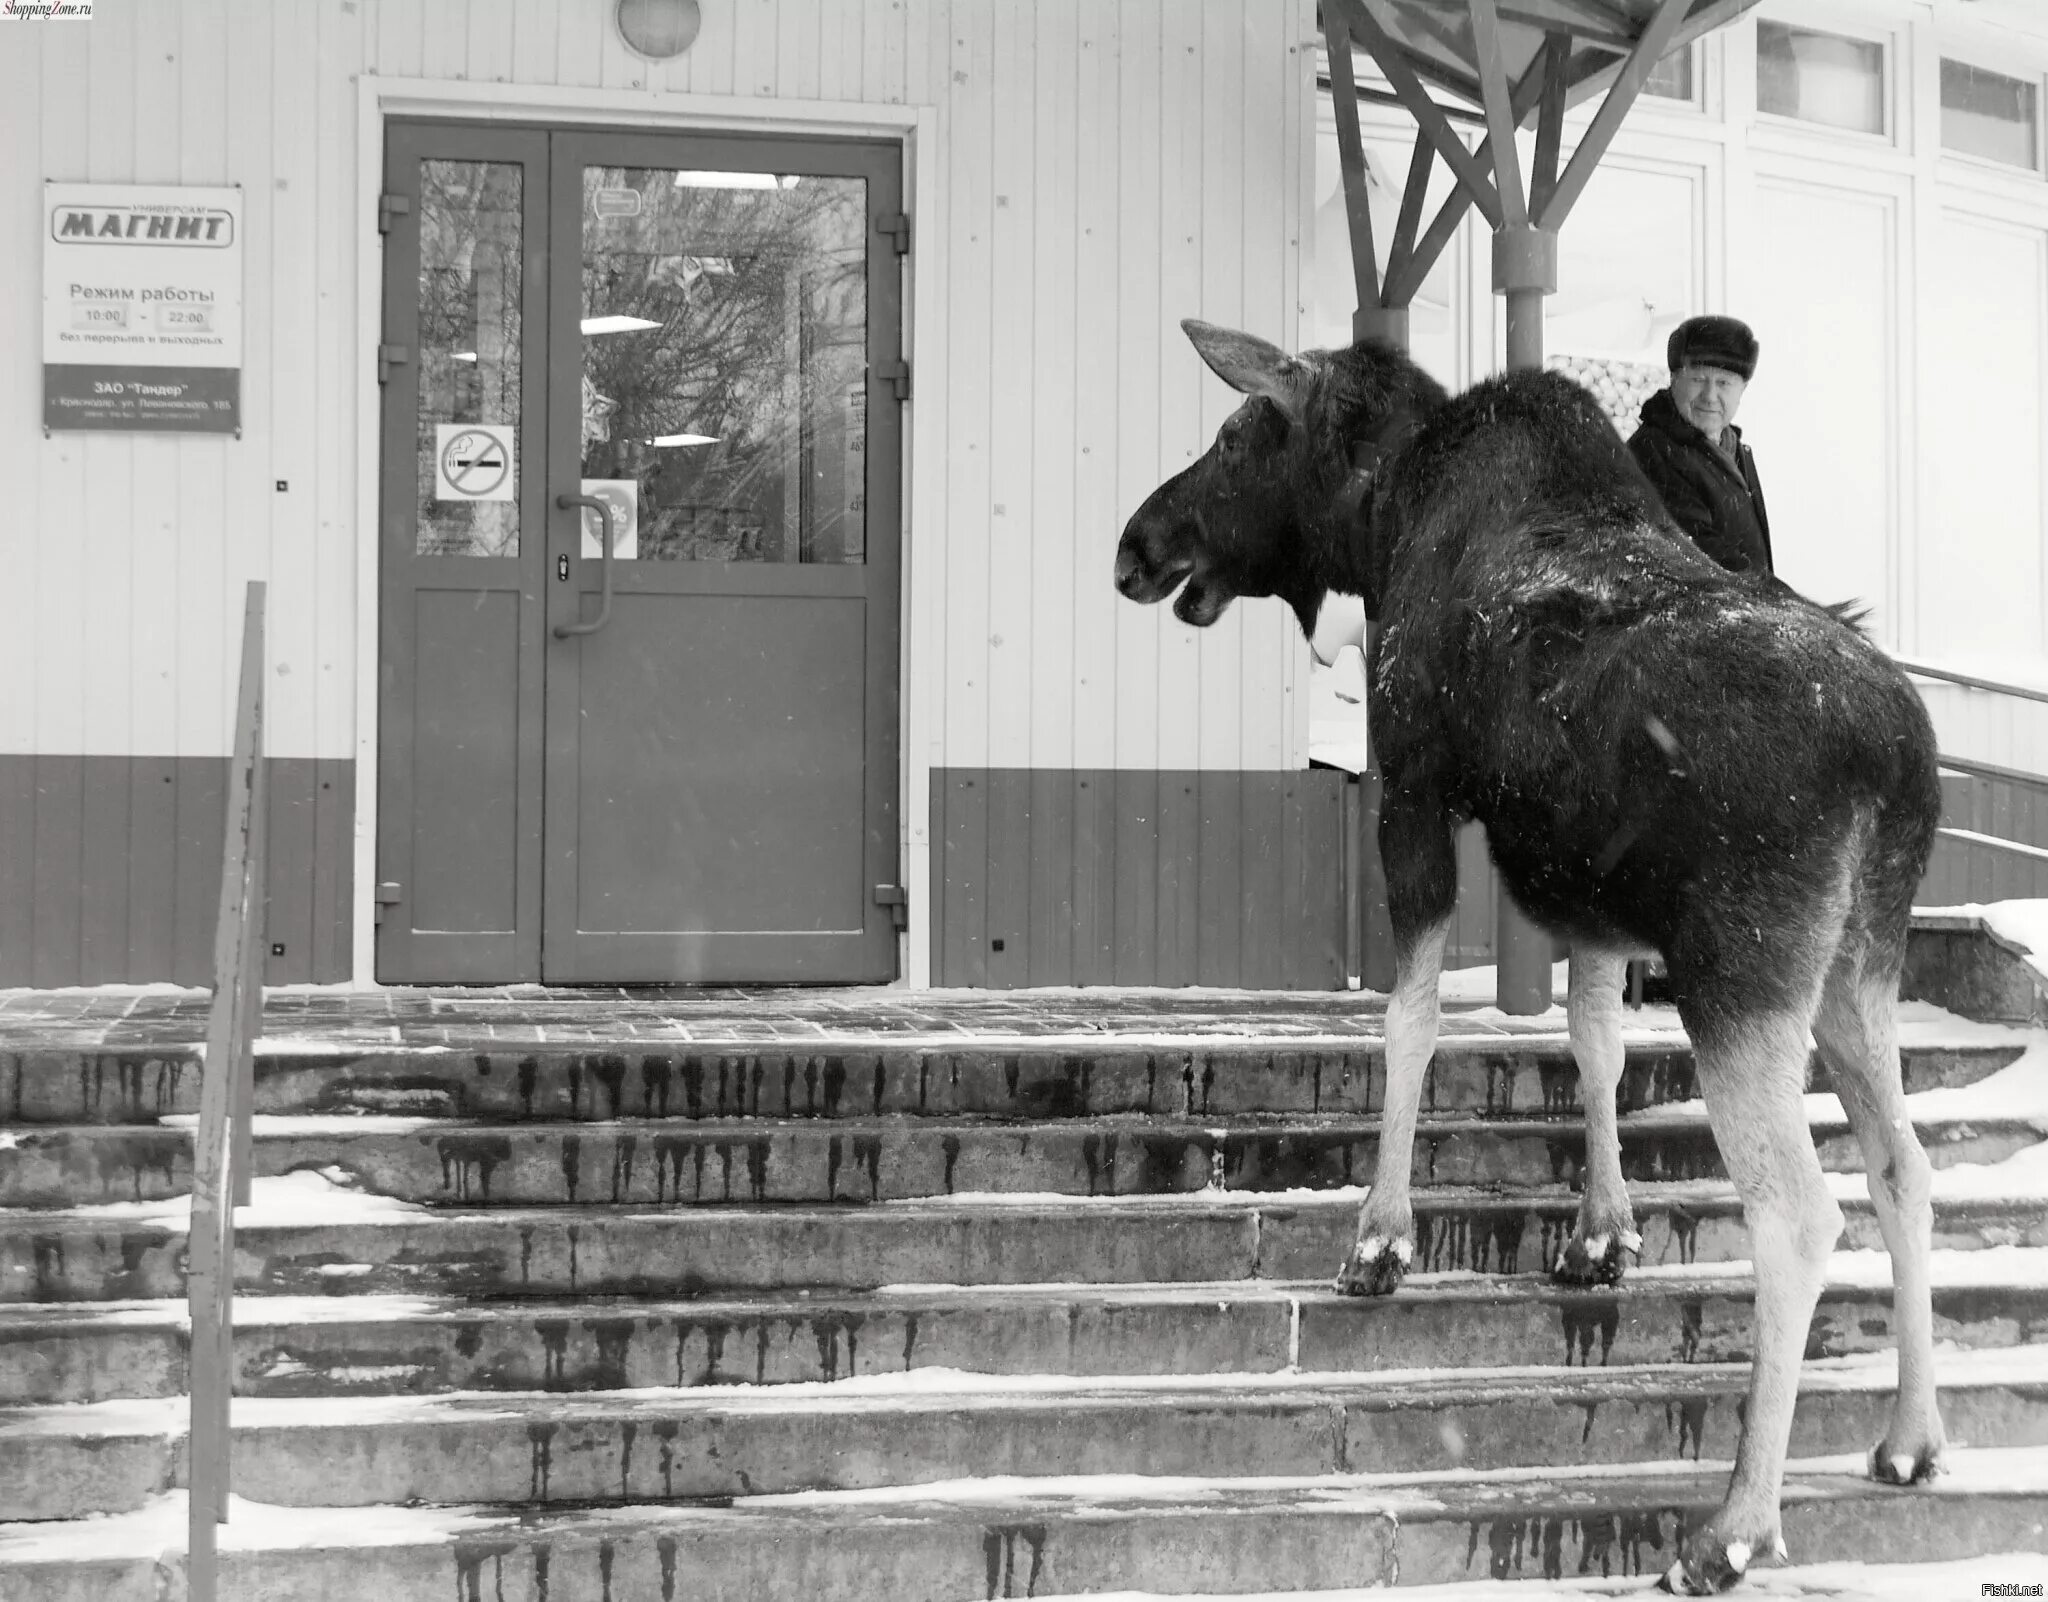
top-left (42, 181), bottom-right (243, 434)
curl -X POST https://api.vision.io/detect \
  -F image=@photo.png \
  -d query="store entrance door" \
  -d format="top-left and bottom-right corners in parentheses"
top-left (375, 121), bottom-right (903, 984)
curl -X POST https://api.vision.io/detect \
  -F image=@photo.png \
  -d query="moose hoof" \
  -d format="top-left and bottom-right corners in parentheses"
top-left (1334, 1234), bottom-right (1411, 1297)
top-left (1552, 1229), bottom-right (1642, 1288)
top-left (1659, 1522), bottom-right (1786, 1595)
top-left (1868, 1436), bottom-right (1946, 1486)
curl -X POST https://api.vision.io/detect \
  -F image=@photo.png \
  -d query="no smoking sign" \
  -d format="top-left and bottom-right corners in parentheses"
top-left (434, 423), bottom-right (515, 502)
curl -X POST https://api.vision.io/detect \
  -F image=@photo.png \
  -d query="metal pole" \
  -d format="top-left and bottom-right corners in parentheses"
top-left (1492, 225), bottom-right (1558, 1015)
top-left (1354, 304), bottom-right (1409, 349)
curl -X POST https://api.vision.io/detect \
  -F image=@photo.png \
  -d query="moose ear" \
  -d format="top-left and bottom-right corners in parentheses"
top-left (1182, 319), bottom-right (1306, 425)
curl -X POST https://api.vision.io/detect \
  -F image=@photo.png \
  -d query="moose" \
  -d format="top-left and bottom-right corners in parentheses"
top-left (1115, 321), bottom-right (1946, 1594)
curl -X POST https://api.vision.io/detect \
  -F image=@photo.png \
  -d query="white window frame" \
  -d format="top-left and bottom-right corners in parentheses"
top-left (1936, 48), bottom-right (2048, 180)
top-left (1637, 39), bottom-right (1707, 117)
top-left (1750, 5), bottom-right (1902, 154)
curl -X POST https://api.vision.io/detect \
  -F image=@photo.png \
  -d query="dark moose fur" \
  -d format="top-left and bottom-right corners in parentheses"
top-left (1116, 332), bottom-right (1940, 1037)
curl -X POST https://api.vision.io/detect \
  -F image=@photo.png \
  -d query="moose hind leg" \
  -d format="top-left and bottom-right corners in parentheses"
top-left (1665, 1010), bottom-right (1843, 1596)
top-left (1813, 935), bottom-right (1946, 1486)
top-left (1555, 948), bottom-right (1641, 1286)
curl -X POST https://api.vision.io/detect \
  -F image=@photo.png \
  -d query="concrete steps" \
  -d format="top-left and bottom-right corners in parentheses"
top-left (6, 1245), bottom-right (2048, 1404)
top-left (6, 1097), bottom-right (2038, 1209)
top-left (11, 1345), bottom-right (2048, 1520)
top-left (2, 971), bottom-right (2044, 1595)
top-left (4, 1031), bottom-right (2017, 1124)
top-left (8, 1168), bottom-right (2047, 1308)
top-left (3, 1448), bottom-right (2045, 1600)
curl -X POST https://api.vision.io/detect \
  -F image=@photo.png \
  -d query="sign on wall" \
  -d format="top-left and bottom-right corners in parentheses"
top-left (42, 181), bottom-right (243, 434)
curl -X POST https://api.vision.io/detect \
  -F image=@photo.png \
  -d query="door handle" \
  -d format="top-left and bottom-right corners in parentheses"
top-left (554, 493), bottom-right (616, 638)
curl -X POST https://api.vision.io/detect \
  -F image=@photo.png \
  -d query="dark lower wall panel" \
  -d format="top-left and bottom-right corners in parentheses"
top-left (933, 769), bottom-right (1350, 990)
top-left (0, 755), bottom-right (353, 988)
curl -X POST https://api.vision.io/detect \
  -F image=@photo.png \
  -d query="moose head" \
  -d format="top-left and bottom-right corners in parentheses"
top-left (1113, 319), bottom-right (1446, 636)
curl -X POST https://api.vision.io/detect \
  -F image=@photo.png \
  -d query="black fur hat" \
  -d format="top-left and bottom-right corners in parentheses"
top-left (1667, 315), bottom-right (1758, 381)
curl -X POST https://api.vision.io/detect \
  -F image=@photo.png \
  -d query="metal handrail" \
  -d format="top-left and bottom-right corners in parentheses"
top-left (1894, 653), bottom-right (2048, 866)
top-left (1934, 752), bottom-right (2048, 793)
top-left (188, 581), bottom-right (267, 1599)
top-left (1939, 826), bottom-right (2048, 866)
top-left (1895, 656), bottom-right (2048, 707)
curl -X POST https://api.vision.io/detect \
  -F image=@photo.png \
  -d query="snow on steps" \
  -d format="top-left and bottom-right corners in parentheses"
top-left (6, 1245), bottom-right (2048, 1405)
top-left (7, 1344), bottom-right (2048, 1520)
top-left (1038, 1550), bottom-right (2048, 1602)
top-left (2, 1448), bottom-right (2046, 1601)
top-left (10, 1159), bottom-right (2048, 1308)
top-left (6, 1092), bottom-right (2041, 1209)
top-left (5, 1009), bottom-right (2021, 1126)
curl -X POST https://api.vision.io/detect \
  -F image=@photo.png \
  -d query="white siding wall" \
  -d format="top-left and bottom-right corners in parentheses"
top-left (0, 0), bottom-right (1319, 772)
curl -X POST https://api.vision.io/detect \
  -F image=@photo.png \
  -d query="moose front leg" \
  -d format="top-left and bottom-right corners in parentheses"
top-left (1338, 791), bottom-right (1456, 1297)
top-left (1555, 947), bottom-right (1642, 1286)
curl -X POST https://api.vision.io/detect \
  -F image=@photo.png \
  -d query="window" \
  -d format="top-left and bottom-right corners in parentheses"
top-left (1644, 44), bottom-right (1694, 103)
top-left (1757, 21), bottom-right (1885, 135)
top-left (1942, 58), bottom-right (2041, 171)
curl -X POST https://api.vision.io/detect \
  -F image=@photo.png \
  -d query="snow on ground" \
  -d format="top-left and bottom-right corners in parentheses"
top-left (22, 1344), bottom-right (2048, 1435)
top-left (1829, 1135), bottom-right (2048, 1203)
top-left (0, 1493), bottom-right (488, 1560)
top-left (156, 1112), bottom-right (443, 1136)
top-left (0, 980), bottom-right (369, 999)
top-left (1614, 1243), bottom-right (2048, 1291)
top-left (755, 1444), bottom-right (2048, 1511)
top-left (1981, 900), bottom-right (2048, 1003)
top-left (3, 1486), bottom-right (2044, 1592)
top-left (1642, 1027), bottom-right (2048, 1131)
top-left (1438, 959), bottom-right (1572, 1010)
top-left (1024, 1550), bottom-right (2048, 1602)
top-left (0, 1168), bottom-right (431, 1227)
top-left (205, 1342), bottom-right (2048, 1417)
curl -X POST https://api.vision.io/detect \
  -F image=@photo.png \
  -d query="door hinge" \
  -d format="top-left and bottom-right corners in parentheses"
top-left (378, 192), bottom-right (412, 235)
top-left (875, 211), bottom-right (910, 254)
top-left (876, 358), bottom-right (910, 401)
top-left (873, 884), bottom-right (908, 932)
top-left (378, 344), bottom-right (410, 384)
top-left (373, 881), bottom-right (403, 926)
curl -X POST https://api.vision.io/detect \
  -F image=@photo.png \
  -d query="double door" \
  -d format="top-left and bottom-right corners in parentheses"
top-left (376, 122), bottom-right (903, 983)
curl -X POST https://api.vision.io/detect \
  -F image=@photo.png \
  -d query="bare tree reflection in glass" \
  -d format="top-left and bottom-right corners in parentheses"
top-left (579, 168), bottom-right (869, 565)
top-left (415, 160), bottom-right (524, 558)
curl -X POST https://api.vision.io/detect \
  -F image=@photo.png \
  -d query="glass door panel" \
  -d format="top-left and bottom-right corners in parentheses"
top-left (577, 166), bottom-right (870, 564)
top-left (415, 160), bottom-right (526, 558)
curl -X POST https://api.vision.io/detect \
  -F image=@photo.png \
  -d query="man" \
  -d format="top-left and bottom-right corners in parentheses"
top-left (1628, 314), bottom-right (1773, 576)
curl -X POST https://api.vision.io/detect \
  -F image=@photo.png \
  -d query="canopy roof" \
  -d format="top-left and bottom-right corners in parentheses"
top-left (1335, 0), bottom-right (1761, 126)
top-left (1320, 0), bottom-right (1765, 315)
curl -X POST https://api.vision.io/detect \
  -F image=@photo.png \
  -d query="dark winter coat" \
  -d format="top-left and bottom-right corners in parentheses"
top-left (1626, 388), bottom-right (1774, 575)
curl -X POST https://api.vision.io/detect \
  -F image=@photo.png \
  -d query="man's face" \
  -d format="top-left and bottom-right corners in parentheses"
top-left (1670, 362), bottom-right (1747, 436)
